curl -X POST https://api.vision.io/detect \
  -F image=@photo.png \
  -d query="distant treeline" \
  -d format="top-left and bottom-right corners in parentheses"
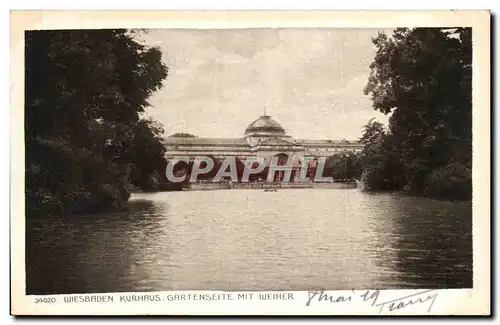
top-left (359, 28), bottom-right (472, 200)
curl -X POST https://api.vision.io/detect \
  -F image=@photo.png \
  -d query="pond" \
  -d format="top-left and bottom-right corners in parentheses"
top-left (26, 189), bottom-right (472, 294)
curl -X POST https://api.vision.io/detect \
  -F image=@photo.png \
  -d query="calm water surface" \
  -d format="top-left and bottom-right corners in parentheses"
top-left (26, 189), bottom-right (472, 294)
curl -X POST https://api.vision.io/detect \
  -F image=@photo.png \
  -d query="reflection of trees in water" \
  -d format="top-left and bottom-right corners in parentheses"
top-left (127, 199), bottom-right (167, 217)
top-left (115, 199), bottom-right (176, 292)
top-left (369, 195), bottom-right (472, 289)
top-left (26, 199), bottom-right (171, 294)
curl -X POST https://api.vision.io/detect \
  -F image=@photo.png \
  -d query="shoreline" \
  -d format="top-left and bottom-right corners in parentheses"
top-left (186, 182), bottom-right (358, 191)
top-left (131, 185), bottom-right (471, 203)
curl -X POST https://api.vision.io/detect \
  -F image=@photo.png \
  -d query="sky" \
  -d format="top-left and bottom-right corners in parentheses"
top-left (141, 28), bottom-right (392, 140)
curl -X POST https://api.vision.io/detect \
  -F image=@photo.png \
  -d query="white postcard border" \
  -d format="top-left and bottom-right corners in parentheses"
top-left (9, 10), bottom-right (491, 316)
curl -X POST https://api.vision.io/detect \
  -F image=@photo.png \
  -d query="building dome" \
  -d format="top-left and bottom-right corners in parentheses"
top-left (244, 115), bottom-right (286, 136)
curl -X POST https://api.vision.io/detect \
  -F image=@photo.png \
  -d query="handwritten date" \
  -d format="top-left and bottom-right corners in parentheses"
top-left (306, 289), bottom-right (438, 314)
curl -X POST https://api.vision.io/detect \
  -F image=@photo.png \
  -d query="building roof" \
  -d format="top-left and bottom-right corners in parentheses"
top-left (298, 139), bottom-right (361, 146)
top-left (163, 137), bottom-right (249, 147)
top-left (258, 137), bottom-right (297, 146)
top-left (164, 116), bottom-right (362, 148)
top-left (245, 115), bottom-right (286, 136)
top-left (164, 137), bottom-right (362, 147)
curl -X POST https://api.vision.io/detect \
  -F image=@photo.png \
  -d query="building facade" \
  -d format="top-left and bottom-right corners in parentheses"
top-left (163, 115), bottom-right (364, 182)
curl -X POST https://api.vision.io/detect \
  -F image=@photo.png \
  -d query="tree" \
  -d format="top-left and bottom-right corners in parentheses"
top-left (359, 118), bottom-right (386, 146)
top-left (169, 133), bottom-right (198, 138)
top-left (362, 28), bottom-right (472, 199)
top-left (126, 118), bottom-right (168, 191)
top-left (25, 29), bottom-right (168, 218)
top-left (358, 119), bottom-right (402, 189)
top-left (325, 154), bottom-right (362, 180)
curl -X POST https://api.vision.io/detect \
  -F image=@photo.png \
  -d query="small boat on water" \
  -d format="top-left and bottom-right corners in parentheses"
top-left (264, 189), bottom-right (278, 192)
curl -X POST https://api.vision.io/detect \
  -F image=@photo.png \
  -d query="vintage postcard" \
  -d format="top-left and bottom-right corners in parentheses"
top-left (10, 10), bottom-right (490, 316)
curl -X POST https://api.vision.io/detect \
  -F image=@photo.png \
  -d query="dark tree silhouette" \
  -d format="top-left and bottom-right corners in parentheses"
top-left (25, 29), bottom-right (168, 218)
top-left (362, 28), bottom-right (472, 200)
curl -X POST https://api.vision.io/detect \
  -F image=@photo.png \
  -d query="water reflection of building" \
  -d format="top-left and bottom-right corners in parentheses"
top-left (163, 115), bottom-right (364, 182)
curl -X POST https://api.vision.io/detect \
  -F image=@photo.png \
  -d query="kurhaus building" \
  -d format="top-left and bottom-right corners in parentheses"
top-left (163, 115), bottom-right (364, 182)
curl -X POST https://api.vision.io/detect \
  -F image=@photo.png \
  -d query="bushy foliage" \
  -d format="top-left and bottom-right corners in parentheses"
top-left (25, 29), bottom-right (169, 218)
top-left (361, 28), bottom-right (472, 200)
top-left (423, 162), bottom-right (472, 200)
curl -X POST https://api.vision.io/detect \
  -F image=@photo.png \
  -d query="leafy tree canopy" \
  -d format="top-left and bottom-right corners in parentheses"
top-left (361, 28), bottom-right (472, 200)
top-left (25, 29), bottom-right (169, 218)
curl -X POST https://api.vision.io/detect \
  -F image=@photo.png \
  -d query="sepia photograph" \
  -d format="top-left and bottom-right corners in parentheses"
top-left (11, 10), bottom-right (490, 316)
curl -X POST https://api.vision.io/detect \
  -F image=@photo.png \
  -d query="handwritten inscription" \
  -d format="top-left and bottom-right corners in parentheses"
top-left (360, 289), bottom-right (381, 305)
top-left (306, 289), bottom-right (438, 313)
top-left (374, 290), bottom-right (438, 313)
top-left (306, 289), bottom-right (354, 307)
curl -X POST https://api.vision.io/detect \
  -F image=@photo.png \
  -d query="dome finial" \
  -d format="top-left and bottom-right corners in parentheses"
top-left (264, 103), bottom-right (267, 117)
